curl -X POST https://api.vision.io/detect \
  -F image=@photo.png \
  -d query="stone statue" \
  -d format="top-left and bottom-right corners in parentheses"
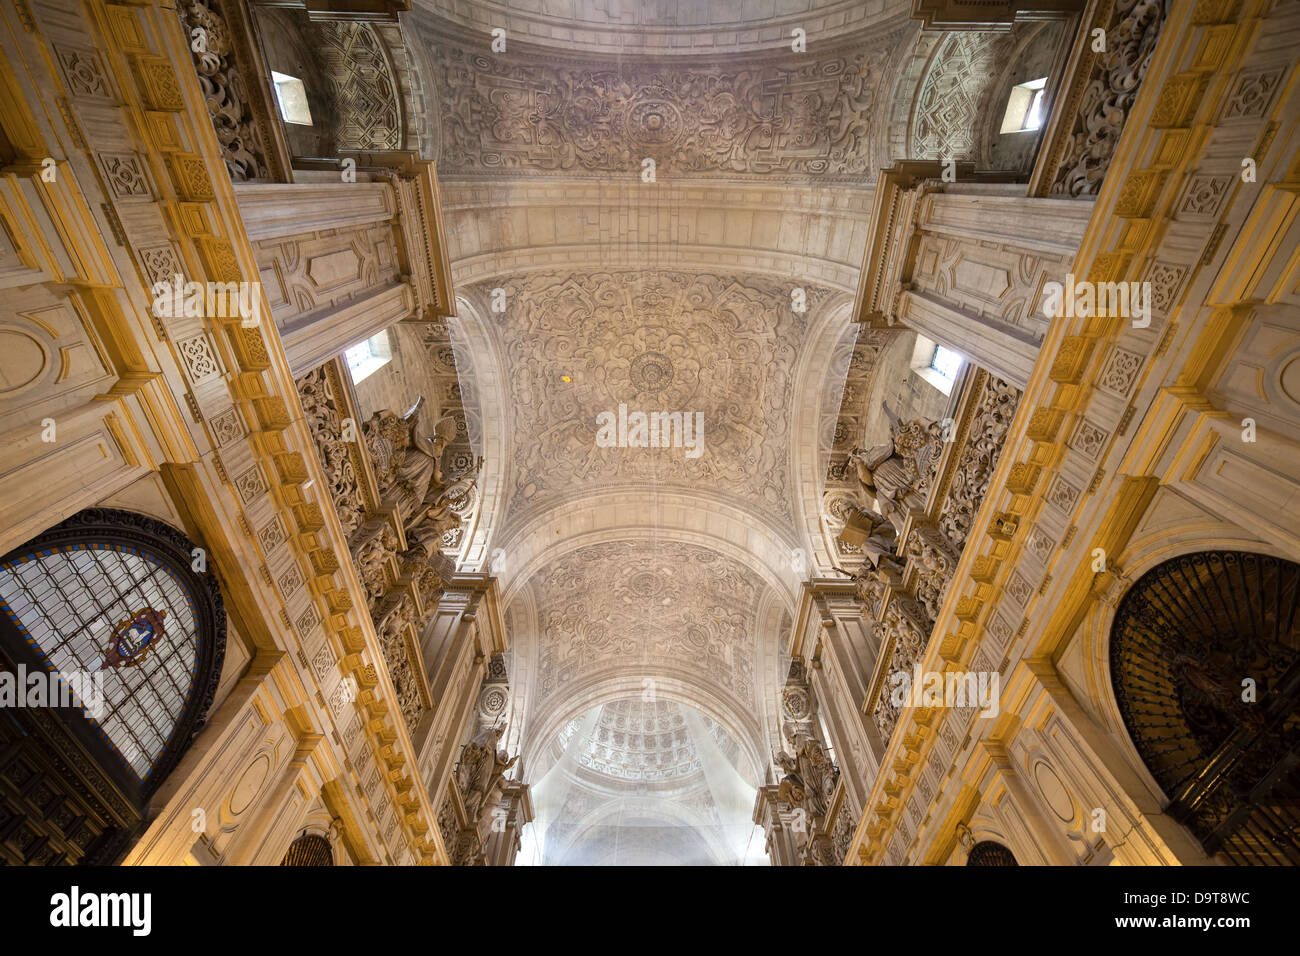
top-left (853, 555), bottom-right (905, 616)
top-left (405, 474), bottom-right (476, 561)
top-left (775, 726), bottom-right (837, 827)
top-left (775, 748), bottom-right (809, 817)
top-left (837, 505), bottom-right (898, 569)
top-left (457, 726), bottom-right (518, 830)
top-left (364, 397), bottom-right (459, 526)
top-left (847, 405), bottom-right (944, 530)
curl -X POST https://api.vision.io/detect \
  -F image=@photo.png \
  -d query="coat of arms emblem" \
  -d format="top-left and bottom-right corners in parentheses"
top-left (100, 608), bottom-right (167, 670)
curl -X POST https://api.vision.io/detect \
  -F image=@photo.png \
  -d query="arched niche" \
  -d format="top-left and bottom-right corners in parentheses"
top-left (966, 840), bottom-right (1018, 866)
top-left (0, 508), bottom-right (226, 864)
top-left (1110, 550), bottom-right (1300, 865)
top-left (280, 831), bottom-right (334, 866)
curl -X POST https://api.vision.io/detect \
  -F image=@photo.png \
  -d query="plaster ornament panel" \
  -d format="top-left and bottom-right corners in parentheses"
top-left (523, 541), bottom-right (765, 717)
top-left (421, 28), bottom-right (901, 179)
top-left (1049, 0), bottom-right (1167, 197)
top-left (234, 465), bottom-right (268, 504)
top-left (910, 31), bottom-right (1016, 162)
top-left (1098, 346), bottom-right (1142, 397)
top-left (480, 271), bottom-right (831, 528)
top-left (1221, 66), bottom-right (1285, 121)
top-left (97, 153), bottom-right (152, 199)
top-left (318, 22), bottom-right (402, 152)
top-left (54, 46), bottom-right (112, 98)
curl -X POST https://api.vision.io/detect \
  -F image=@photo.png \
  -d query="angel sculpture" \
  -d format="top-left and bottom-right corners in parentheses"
top-left (791, 731), bottom-right (835, 823)
top-left (775, 751), bottom-right (807, 808)
top-left (364, 397), bottom-right (459, 528)
top-left (775, 728), bottom-right (836, 826)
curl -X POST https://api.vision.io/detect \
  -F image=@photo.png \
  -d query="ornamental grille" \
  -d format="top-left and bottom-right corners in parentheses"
top-left (281, 833), bottom-right (333, 866)
top-left (1110, 551), bottom-right (1300, 865)
top-left (966, 841), bottom-right (1017, 866)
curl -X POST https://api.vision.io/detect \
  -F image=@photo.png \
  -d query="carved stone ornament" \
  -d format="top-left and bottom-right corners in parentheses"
top-left (774, 730), bottom-right (840, 864)
top-left (479, 271), bottom-right (835, 526)
top-left (904, 522), bottom-right (962, 621)
top-left (872, 595), bottom-right (932, 742)
top-left (424, 30), bottom-right (903, 179)
top-left (179, 0), bottom-right (271, 181)
top-left (375, 596), bottom-right (424, 732)
top-left (1050, 0), bottom-right (1168, 197)
top-left (456, 726), bottom-right (518, 835)
top-left (296, 366), bottom-right (366, 539)
top-left (938, 374), bottom-right (1021, 548)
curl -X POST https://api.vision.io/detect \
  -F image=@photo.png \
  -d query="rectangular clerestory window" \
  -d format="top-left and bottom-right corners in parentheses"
top-left (1000, 76), bottom-right (1048, 133)
top-left (911, 337), bottom-right (964, 396)
top-left (271, 71), bottom-right (313, 126)
top-left (345, 330), bottom-right (393, 384)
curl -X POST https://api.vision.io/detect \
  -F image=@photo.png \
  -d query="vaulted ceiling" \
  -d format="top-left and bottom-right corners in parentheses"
top-left (404, 1), bottom-right (1021, 837)
top-left (413, 0), bottom-right (907, 57)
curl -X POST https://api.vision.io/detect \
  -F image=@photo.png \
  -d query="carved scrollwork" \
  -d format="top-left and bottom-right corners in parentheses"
top-left (872, 594), bottom-right (931, 742)
top-left (352, 524), bottom-right (400, 612)
top-left (904, 522), bottom-right (962, 621)
top-left (937, 374), bottom-right (1020, 548)
top-left (852, 556), bottom-right (905, 617)
top-left (830, 794), bottom-right (856, 865)
top-left (427, 33), bottom-right (898, 178)
top-left (178, 0), bottom-right (271, 182)
top-left (296, 366), bottom-right (366, 539)
top-left (1049, 0), bottom-right (1168, 197)
top-left (375, 596), bottom-right (425, 733)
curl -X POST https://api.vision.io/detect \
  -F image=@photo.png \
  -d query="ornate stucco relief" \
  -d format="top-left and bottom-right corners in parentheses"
top-left (523, 541), bottom-right (764, 714)
top-left (420, 28), bottom-right (903, 179)
top-left (471, 270), bottom-right (834, 528)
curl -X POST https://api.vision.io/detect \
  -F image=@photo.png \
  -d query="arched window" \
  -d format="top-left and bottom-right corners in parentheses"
top-left (966, 840), bottom-right (1017, 866)
top-left (0, 508), bottom-right (225, 864)
top-left (281, 832), bottom-right (333, 866)
top-left (1110, 551), bottom-right (1300, 865)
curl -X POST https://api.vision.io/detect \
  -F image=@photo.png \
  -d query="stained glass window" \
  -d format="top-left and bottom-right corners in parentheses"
top-left (0, 530), bottom-right (205, 781)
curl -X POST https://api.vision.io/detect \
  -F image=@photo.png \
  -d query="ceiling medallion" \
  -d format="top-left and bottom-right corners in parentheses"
top-left (628, 350), bottom-right (675, 393)
top-left (625, 569), bottom-right (665, 601)
top-left (625, 90), bottom-right (684, 149)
